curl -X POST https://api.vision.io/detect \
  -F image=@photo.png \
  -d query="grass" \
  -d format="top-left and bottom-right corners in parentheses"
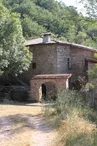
top-left (0, 102), bottom-right (43, 146)
top-left (56, 114), bottom-right (97, 146)
top-left (1, 90), bottom-right (97, 146)
top-left (44, 90), bottom-right (97, 146)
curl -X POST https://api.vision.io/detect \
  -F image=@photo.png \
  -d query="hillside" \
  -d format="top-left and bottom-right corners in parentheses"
top-left (2, 0), bottom-right (97, 48)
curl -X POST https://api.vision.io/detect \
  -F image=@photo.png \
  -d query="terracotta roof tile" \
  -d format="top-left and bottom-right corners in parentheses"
top-left (86, 58), bottom-right (97, 63)
top-left (32, 74), bottom-right (72, 79)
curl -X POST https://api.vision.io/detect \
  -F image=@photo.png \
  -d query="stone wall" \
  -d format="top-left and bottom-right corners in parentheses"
top-left (88, 62), bottom-right (95, 71)
top-left (71, 46), bottom-right (94, 83)
top-left (30, 74), bottom-right (71, 102)
top-left (21, 43), bottom-right (95, 87)
top-left (22, 44), bottom-right (57, 84)
top-left (56, 45), bottom-right (71, 73)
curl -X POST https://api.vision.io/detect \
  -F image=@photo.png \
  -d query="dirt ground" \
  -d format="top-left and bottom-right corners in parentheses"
top-left (0, 102), bottom-right (56, 146)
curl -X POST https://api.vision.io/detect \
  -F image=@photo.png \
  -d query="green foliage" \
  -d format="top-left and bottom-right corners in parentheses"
top-left (52, 90), bottom-right (90, 123)
top-left (88, 53), bottom-right (97, 87)
top-left (0, 4), bottom-right (32, 75)
top-left (21, 16), bottom-right (46, 38)
top-left (81, 0), bottom-right (97, 19)
top-left (65, 131), bottom-right (97, 146)
top-left (44, 90), bottom-right (97, 146)
top-left (44, 90), bottom-right (89, 126)
top-left (2, 0), bottom-right (97, 48)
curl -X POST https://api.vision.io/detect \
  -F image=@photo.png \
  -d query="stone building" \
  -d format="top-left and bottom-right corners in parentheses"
top-left (24, 33), bottom-right (97, 101)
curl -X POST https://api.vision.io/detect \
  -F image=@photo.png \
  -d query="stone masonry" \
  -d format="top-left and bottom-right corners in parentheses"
top-left (24, 33), bottom-right (97, 101)
top-left (30, 74), bottom-right (71, 102)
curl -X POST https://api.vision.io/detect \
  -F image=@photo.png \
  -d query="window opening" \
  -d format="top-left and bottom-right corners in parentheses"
top-left (32, 62), bottom-right (36, 69)
top-left (67, 58), bottom-right (71, 70)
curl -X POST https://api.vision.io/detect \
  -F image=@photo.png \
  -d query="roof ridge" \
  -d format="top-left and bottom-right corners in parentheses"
top-left (25, 38), bottom-right (97, 52)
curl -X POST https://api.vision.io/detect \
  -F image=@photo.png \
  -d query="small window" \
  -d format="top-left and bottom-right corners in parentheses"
top-left (67, 58), bottom-right (71, 70)
top-left (32, 62), bottom-right (36, 69)
top-left (85, 60), bottom-right (88, 68)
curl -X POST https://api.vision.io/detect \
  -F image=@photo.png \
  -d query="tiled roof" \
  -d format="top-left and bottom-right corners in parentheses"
top-left (25, 38), bottom-right (97, 52)
top-left (25, 38), bottom-right (56, 46)
top-left (32, 74), bottom-right (72, 79)
top-left (86, 58), bottom-right (97, 63)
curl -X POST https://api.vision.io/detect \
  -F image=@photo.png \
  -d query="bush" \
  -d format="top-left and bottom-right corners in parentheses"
top-left (65, 131), bottom-right (97, 146)
top-left (44, 90), bottom-right (87, 126)
top-left (44, 90), bottom-right (97, 146)
top-left (53, 90), bottom-right (87, 121)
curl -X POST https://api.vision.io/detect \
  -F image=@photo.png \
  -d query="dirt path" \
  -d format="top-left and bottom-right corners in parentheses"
top-left (0, 103), bottom-right (56, 146)
top-left (31, 116), bottom-right (56, 146)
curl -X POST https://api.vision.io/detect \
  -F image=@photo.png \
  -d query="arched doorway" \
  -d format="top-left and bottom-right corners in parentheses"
top-left (30, 74), bottom-right (71, 102)
top-left (42, 84), bottom-right (46, 100)
top-left (41, 82), bottom-right (57, 101)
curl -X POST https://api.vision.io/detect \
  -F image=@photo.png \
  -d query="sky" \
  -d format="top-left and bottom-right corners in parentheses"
top-left (57, 0), bottom-right (86, 15)
top-left (59, 0), bottom-right (79, 6)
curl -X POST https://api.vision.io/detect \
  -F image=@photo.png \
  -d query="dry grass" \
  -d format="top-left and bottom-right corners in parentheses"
top-left (0, 103), bottom-right (43, 146)
top-left (0, 103), bottom-right (42, 116)
top-left (55, 112), bottom-right (97, 146)
top-left (60, 118), bottom-right (96, 136)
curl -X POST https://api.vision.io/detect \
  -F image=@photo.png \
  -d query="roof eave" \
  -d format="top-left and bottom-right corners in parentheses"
top-left (25, 40), bottom-right (97, 52)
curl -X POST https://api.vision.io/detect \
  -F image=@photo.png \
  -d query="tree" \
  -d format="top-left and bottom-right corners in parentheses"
top-left (0, 4), bottom-right (32, 75)
top-left (88, 54), bottom-right (97, 78)
top-left (80, 0), bottom-right (97, 18)
top-left (21, 16), bottom-right (46, 38)
top-left (3, 0), bottom-right (97, 48)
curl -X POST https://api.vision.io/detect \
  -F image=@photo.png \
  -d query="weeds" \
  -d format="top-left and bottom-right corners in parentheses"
top-left (44, 90), bottom-right (97, 146)
top-left (65, 131), bottom-right (97, 146)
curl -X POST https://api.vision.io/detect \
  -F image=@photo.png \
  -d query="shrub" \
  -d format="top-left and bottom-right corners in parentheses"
top-left (53, 90), bottom-right (86, 121)
top-left (44, 90), bottom-right (87, 126)
top-left (44, 90), bottom-right (97, 146)
top-left (65, 131), bottom-right (97, 146)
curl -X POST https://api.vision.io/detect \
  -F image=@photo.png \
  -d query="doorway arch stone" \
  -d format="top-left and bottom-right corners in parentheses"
top-left (41, 81), bottom-right (57, 101)
top-left (30, 74), bottom-right (71, 102)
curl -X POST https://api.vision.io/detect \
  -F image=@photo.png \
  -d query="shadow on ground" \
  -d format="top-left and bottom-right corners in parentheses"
top-left (0, 114), bottom-right (36, 138)
top-left (0, 101), bottom-right (55, 107)
top-left (0, 113), bottom-right (55, 140)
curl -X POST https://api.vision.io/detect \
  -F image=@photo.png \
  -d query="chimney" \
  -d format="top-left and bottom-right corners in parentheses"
top-left (43, 32), bottom-right (51, 43)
